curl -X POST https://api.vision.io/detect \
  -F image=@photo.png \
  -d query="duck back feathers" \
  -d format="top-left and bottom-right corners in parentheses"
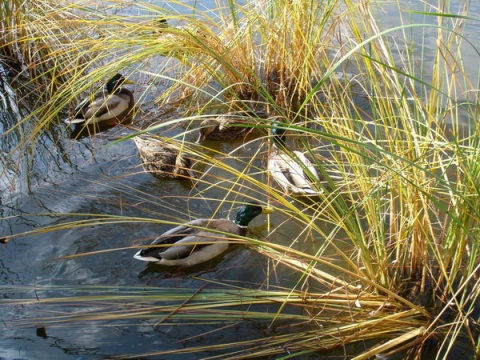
top-left (196, 110), bottom-right (269, 143)
top-left (133, 136), bottom-right (196, 181)
top-left (268, 123), bottom-right (322, 196)
top-left (268, 148), bottom-right (321, 195)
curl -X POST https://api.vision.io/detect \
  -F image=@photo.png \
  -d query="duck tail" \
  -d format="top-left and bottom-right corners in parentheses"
top-left (64, 118), bottom-right (85, 124)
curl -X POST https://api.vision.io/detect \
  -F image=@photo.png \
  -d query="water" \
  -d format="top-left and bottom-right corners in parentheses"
top-left (1, 1), bottom-right (480, 359)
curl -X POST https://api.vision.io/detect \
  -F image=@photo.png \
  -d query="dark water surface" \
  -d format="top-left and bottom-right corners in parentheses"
top-left (1, 1), bottom-right (480, 359)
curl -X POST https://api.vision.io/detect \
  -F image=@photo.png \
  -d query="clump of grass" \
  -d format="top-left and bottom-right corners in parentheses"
top-left (1, 0), bottom-right (95, 98)
top-left (153, 0), bottom-right (340, 118)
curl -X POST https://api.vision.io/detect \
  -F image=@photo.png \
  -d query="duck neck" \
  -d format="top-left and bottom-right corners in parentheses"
top-left (272, 134), bottom-right (289, 153)
top-left (109, 85), bottom-right (121, 95)
top-left (235, 214), bottom-right (257, 228)
top-left (106, 80), bottom-right (123, 95)
top-left (235, 224), bottom-right (248, 236)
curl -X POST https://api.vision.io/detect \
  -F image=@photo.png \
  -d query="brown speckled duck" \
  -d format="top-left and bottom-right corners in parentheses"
top-left (196, 111), bottom-right (268, 143)
top-left (133, 135), bottom-right (196, 183)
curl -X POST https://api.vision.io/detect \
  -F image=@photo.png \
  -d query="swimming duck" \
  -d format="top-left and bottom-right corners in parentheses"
top-left (133, 135), bottom-right (196, 183)
top-left (66, 73), bottom-right (135, 127)
top-left (196, 111), bottom-right (268, 143)
top-left (268, 123), bottom-right (322, 196)
top-left (133, 202), bottom-right (273, 266)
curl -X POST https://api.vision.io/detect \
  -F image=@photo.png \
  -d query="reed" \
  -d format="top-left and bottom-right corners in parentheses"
top-left (1, 0), bottom-right (479, 358)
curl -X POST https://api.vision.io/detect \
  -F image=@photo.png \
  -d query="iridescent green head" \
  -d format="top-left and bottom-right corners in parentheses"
top-left (106, 74), bottom-right (133, 94)
top-left (235, 202), bottom-right (273, 227)
top-left (271, 122), bottom-right (288, 147)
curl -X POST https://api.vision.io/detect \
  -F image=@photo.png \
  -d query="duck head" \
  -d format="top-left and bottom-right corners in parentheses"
top-left (271, 122), bottom-right (289, 148)
top-left (196, 118), bottom-right (222, 143)
top-left (234, 202), bottom-right (273, 227)
top-left (105, 74), bottom-right (134, 94)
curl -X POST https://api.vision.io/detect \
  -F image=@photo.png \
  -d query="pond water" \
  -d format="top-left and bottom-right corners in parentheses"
top-left (1, 1), bottom-right (479, 359)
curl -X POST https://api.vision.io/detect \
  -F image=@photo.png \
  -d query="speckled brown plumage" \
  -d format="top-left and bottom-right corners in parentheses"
top-left (196, 111), bottom-right (269, 143)
top-left (134, 136), bottom-right (196, 181)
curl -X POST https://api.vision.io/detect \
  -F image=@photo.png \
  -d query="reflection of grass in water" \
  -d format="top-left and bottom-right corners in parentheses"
top-left (3, 0), bottom-right (480, 358)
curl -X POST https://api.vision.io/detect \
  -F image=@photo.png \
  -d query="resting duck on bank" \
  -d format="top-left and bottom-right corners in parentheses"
top-left (154, 17), bottom-right (208, 40)
top-left (268, 123), bottom-right (322, 196)
top-left (133, 202), bottom-right (273, 266)
top-left (133, 135), bottom-right (196, 183)
top-left (66, 73), bottom-right (135, 128)
top-left (196, 110), bottom-right (269, 143)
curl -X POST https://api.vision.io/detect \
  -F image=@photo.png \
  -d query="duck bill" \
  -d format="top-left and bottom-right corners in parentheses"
top-left (261, 206), bottom-right (274, 215)
top-left (123, 79), bottom-right (135, 85)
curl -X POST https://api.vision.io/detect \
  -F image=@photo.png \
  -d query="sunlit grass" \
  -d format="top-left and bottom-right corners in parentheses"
top-left (1, 0), bottom-right (480, 358)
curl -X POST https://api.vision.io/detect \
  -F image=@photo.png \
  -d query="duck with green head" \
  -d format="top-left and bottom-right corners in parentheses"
top-left (133, 202), bottom-right (273, 266)
top-left (66, 74), bottom-right (135, 134)
top-left (268, 123), bottom-right (322, 196)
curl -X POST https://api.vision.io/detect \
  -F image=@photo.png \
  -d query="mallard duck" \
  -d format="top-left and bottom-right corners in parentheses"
top-left (153, 17), bottom-right (208, 46)
top-left (133, 202), bottom-right (273, 266)
top-left (196, 111), bottom-right (268, 143)
top-left (154, 17), bottom-right (169, 32)
top-left (268, 123), bottom-right (322, 196)
top-left (66, 73), bottom-right (135, 127)
top-left (133, 135), bottom-right (196, 183)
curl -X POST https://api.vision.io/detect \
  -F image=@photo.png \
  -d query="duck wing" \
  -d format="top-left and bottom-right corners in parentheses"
top-left (67, 93), bottom-right (129, 124)
top-left (268, 153), bottom-right (295, 192)
top-left (133, 220), bottom-right (204, 261)
top-left (294, 151), bottom-right (319, 180)
top-left (72, 90), bottom-right (106, 119)
top-left (84, 94), bottom-right (129, 122)
top-left (269, 150), bottom-right (320, 195)
top-left (134, 219), bottom-right (235, 262)
top-left (158, 231), bottom-right (227, 260)
top-left (134, 137), bottom-right (177, 170)
top-left (288, 151), bottom-right (320, 190)
top-left (150, 219), bottom-right (207, 245)
top-left (134, 136), bottom-right (196, 180)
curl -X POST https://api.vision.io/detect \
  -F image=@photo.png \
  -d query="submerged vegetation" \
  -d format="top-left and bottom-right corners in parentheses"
top-left (1, 0), bottom-right (480, 358)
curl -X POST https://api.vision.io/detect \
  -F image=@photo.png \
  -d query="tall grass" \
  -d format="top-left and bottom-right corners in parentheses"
top-left (2, 0), bottom-right (480, 358)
